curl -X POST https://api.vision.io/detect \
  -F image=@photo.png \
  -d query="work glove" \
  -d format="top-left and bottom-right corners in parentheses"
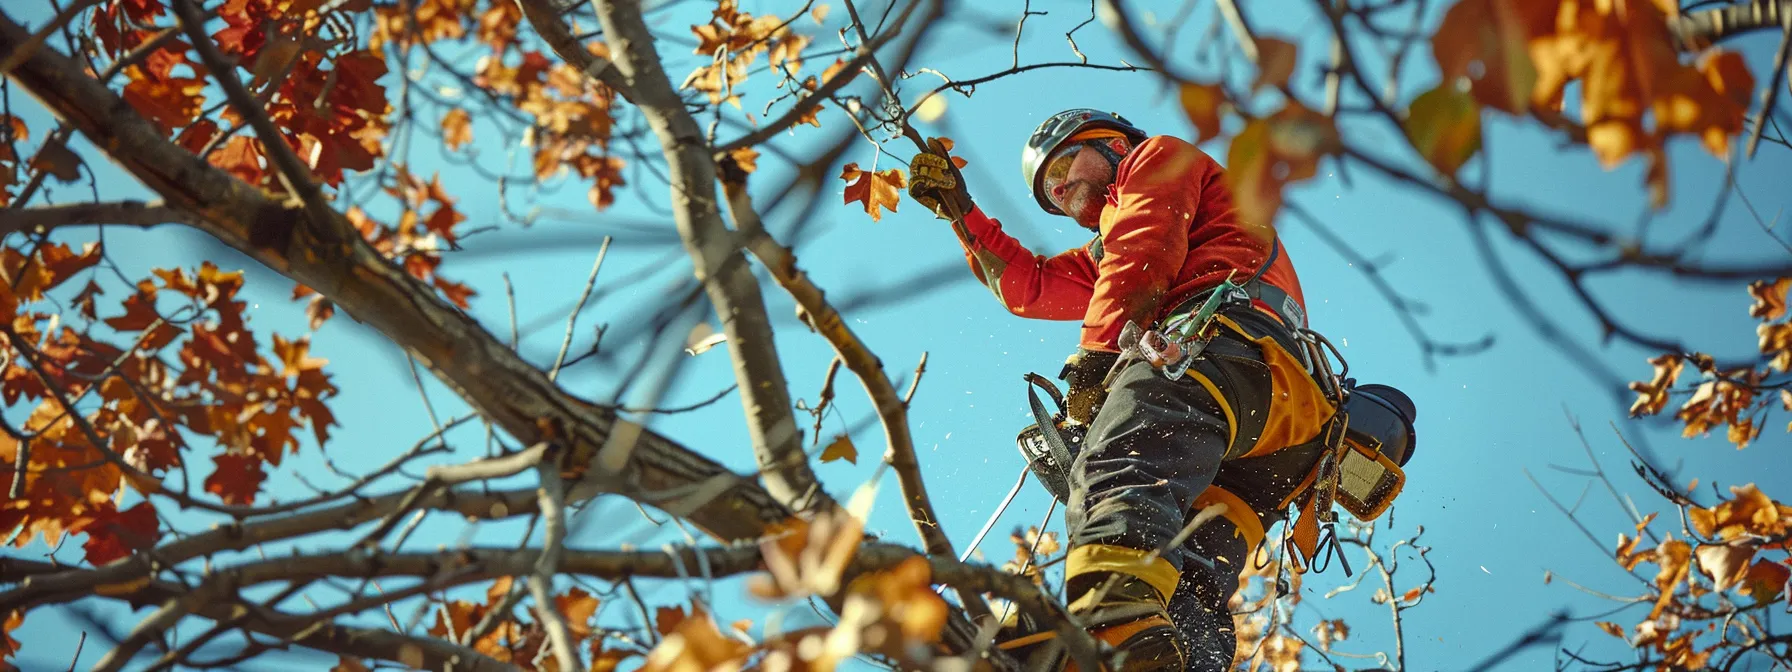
top-left (1060, 348), bottom-right (1121, 425)
top-left (907, 137), bottom-right (974, 221)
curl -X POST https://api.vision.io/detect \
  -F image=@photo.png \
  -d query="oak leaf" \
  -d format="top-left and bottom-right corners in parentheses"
top-left (1405, 84), bottom-right (1482, 176)
top-left (839, 163), bottom-right (904, 222)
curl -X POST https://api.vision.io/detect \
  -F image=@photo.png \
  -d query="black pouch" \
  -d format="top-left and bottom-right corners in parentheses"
top-left (1333, 381), bottom-right (1419, 521)
top-left (1017, 373), bottom-right (1082, 504)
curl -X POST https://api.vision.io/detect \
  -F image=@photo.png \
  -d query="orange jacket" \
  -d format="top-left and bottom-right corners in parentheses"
top-left (955, 135), bottom-right (1305, 352)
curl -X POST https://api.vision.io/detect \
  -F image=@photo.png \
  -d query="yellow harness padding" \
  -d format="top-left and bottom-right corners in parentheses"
top-left (1191, 486), bottom-right (1265, 551)
top-left (1064, 544), bottom-right (1181, 606)
top-left (1210, 314), bottom-right (1337, 461)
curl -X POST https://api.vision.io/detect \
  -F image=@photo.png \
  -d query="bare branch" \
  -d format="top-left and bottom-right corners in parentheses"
top-left (587, 0), bottom-right (828, 515)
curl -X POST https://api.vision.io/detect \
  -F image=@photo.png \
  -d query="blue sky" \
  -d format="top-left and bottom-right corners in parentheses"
top-left (7, 1), bottom-right (1792, 670)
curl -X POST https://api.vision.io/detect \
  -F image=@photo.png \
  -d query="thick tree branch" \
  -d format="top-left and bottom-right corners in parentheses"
top-left (515, 0), bottom-right (634, 103)
top-left (586, 0), bottom-right (826, 515)
top-left (718, 166), bottom-right (974, 610)
top-left (0, 10), bottom-right (793, 547)
top-left (1670, 0), bottom-right (1792, 50)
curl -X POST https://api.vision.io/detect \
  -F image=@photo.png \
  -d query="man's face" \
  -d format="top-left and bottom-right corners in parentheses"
top-left (1044, 139), bottom-right (1125, 230)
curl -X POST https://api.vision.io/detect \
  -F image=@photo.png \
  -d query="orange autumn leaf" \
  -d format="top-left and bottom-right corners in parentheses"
top-left (839, 162), bottom-right (904, 222)
top-left (1251, 37), bottom-right (1299, 93)
top-left (1627, 353), bottom-right (1684, 416)
top-left (1749, 278), bottom-right (1792, 321)
top-left (819, 433), bottom-right (856, 464)
top-left (1, 610), bottom-right (20, 661)
top-left (123, 68), bottom-right (207, 134)
top-left (1689, 484), bottom-right (1792, 543)
top-left (555, 587), bottom-right (600, 639)
top-left (1431, 0), bottom-right (1545, 115)
top-left (639, 602), bottom-right (752, 672)
top-left (1224, 102), bottom-right (1340, 229)
top-left (1178, 81), bottom-right (1225, 144)
top-left (442, 108), bottom-right (474, 150)
top-left (1739, 559), bottom-right (1790, 601)
top-left (751, 507), bottom-right (863, 600)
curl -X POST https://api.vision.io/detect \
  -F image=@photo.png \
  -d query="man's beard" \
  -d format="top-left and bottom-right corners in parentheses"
top-left (1061, 180), bottom-right (1105, 229)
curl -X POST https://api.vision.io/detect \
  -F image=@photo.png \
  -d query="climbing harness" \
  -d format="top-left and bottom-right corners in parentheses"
top-left (1013, 237), bottom-right (1420, 580)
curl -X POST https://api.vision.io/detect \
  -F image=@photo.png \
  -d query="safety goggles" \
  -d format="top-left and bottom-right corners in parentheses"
top-left (1038, 141), bottom-right (1087, 210)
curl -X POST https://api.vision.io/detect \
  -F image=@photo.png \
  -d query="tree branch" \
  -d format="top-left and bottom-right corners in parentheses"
top-left (586, 0), bottom-right (827, 515)
top-left (0, 10), bottom-right (794, 547)
top-left (1670, 0), bottom-right (1792, 50)
top-left (718, 162), bottom-right (979, 616)
top-left (515, 0), bottom-right (635, 103)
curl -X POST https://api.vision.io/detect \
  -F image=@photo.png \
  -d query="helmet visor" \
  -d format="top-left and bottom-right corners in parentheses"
top-left (1038, 142), bottom-right (1084, 210)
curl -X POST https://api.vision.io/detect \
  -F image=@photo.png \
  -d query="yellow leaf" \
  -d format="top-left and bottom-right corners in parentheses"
top-left (1749, 278), bottom-right (1792, 321)
top-left (1178, 82), bottom-right (1224, 144)
top-left (812, 4), bottom-right (829, 24)
top-left (839, 163), bottom-right (904, 222)
top-left (916, 94), bottom-right (947, 123)
top-left (820, 434), bottom-right (857, 464)
top-left (1405, 84), bottom-right (1482, 175)
top-left (442, 108), bottom-right (473, 151)
top-left (729, 146), bottom-right (760, 174)
top-left (1694, 541), bottom-right (1757, 592)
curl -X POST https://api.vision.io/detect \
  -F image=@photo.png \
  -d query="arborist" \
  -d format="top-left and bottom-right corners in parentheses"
top-left (905, 109), bottom-right (1418, 671)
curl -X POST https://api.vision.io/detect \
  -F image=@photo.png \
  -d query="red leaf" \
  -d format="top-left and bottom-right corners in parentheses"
top-left (71, 501), bottom-right (159, 565)
top-left (122, 69), bottom-right (206, 134)
top-left (2, 609), bottom-right (21, 661)
top-left (205, 453), bottom-right (267, 506)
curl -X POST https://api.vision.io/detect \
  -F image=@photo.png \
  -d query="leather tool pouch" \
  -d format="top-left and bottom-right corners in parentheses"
top-left (1333, 382), bottom-right (1418, 521)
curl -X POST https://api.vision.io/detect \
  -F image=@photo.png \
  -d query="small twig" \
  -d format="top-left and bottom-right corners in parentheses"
top-left (527, 460), bottom-right (582, 672)
top-left (902, 351), bottom-right (928, 406)
top-left (551, 237), bottom-right (612, 382)
top-left (1746, 9), bottom-right (1792, 159)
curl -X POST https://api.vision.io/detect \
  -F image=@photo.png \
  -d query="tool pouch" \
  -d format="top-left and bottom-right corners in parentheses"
top-left (1332, 382), bottom-right (1418, 521)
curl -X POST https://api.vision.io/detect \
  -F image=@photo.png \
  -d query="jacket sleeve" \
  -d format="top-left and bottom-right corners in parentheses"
top-left (1079, 137), bottom-right (1204, 351)
top-left (952, 206), bottom-right (1097, 320)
